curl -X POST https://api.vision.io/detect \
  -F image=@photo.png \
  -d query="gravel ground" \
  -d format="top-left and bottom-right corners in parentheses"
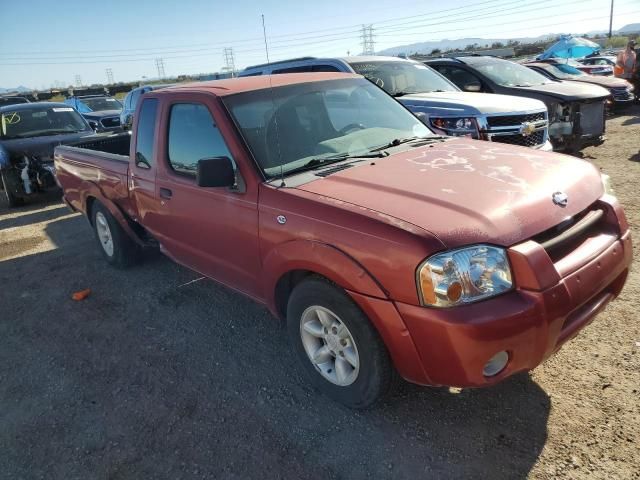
top-left (0, 105), bottom-right (638, 479)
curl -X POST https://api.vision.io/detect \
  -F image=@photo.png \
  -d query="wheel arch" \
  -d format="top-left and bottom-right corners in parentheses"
top-left (263, 240), bottom-right (388, 319)
top-left (81, 185), bottom-right (145, 247)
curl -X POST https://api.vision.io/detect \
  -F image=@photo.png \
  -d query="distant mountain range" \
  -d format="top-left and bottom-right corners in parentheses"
top-left (377, 24), bottom-right (640, 56)
top-left (0, 86), bottom-right (31, 94)
top-left (619, 23), bottom-right (640, 33)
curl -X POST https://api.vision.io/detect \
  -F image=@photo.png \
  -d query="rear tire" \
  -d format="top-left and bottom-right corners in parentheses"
top-left (92, 202), bottom-right (140, 268)
top-left (287, 277), bottom-right (392, 409)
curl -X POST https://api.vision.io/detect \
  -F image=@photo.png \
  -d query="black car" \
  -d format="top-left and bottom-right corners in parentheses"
top-left (0, 96), bottom-right (30, 107)
top-left (425, 56), bottom-right (612, 152)
top-left (0, 102), bottom-right (96, 207)
top-left (120, 84), bottom-right (175, 130)
top-left (64, 95), bottom-right (123, 132)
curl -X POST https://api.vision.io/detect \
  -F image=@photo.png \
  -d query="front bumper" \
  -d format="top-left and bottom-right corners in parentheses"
top-left (352, 197), bottom-right (632, 387)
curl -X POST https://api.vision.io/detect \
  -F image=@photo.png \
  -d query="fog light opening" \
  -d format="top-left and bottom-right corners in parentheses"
top-left (483, 351), bottom-right (509, 377)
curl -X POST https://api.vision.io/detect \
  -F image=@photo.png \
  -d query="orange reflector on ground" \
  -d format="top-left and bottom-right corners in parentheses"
top-left (72, 289), bottom-right (91, 301)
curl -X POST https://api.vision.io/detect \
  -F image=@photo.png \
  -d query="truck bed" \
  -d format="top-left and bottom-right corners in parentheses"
top-left (54, 133), bottom-right (132, 213)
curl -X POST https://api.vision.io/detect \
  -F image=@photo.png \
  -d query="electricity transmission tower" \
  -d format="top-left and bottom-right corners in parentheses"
top-left (223, 47), bottom-right (236, 77)
top-left (361, 25), bottom-right (375, 55)
top-left (74, 75), bottom-right (82, 87)
top-left (106, 68), bottom-right (114, 84)
top-left (155, 58), bottom-right (166, 79)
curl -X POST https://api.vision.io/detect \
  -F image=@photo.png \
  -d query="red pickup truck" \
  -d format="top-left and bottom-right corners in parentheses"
top-left (54, 73), bottom-right (632, 408)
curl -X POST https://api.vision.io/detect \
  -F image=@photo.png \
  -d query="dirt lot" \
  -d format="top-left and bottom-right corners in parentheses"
top-left (1, 106), bottom-right (639, 480)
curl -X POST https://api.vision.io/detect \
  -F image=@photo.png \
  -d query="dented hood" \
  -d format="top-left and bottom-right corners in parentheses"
top-left (296, 139), bottom-right (603, 248)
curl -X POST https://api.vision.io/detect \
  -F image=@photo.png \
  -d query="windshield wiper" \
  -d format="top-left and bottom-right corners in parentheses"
top-left (371, 135), bottom-right (446, 151)
top-left (282, 151), bottom-right (388, 177)
top-left (18, 130), bottom-right (80, 138)
top-left (392, 91), bottom-right (420, 98)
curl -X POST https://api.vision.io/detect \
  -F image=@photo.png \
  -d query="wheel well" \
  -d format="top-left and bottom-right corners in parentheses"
top-left (85, 196), bottom-right (96, 224)
top-left (274, 270), bottom-right (319, 320)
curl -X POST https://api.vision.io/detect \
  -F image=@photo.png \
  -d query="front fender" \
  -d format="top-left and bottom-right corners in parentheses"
top-left (262, 239), bottom-right (388, 312)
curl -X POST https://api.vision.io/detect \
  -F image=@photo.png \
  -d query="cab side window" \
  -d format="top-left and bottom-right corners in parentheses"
top-left (435, 66), bottom-right (484, 92)
top-left (135, 98), bottom-right (158, 168)
top-left (167, 103), bottom-right (234, 177)
top-left (312, 64), bottom-right (341, 72)
top-left (273, 65), bottom-right (313, 74)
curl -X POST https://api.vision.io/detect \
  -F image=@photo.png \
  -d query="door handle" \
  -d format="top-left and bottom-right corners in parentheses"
top-left (159, 188), bottom-right (172, 199)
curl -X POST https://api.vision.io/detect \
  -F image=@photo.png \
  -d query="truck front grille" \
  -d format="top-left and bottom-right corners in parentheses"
top-left (610, 86), bottom-right (633, 101)
top-left (483, 111), bottom-right (548, 148)
top-left (491, 130), bottom-right (545, 148)
top-left (532, 206), bottom-right (609, 263)
top-left (100, 116), bottom-right (121, 128)
top-left (486, 112), bottom-right (546, 127)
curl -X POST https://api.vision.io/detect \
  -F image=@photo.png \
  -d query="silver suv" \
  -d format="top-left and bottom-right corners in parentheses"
top-left (240, 56), bottom-right (552, 150)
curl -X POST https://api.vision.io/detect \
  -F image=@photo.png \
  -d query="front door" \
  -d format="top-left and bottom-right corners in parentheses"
top-left (152, 100), bottom-right (261, 298)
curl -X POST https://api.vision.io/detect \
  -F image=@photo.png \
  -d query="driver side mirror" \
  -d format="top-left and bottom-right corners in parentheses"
top-left (463, 81), bottom-right (482, 92)
top-left (197, 157), bottom-right (235, 188)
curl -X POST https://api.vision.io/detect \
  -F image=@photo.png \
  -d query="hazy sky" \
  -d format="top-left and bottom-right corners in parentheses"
top-left (1, 0), bottom-right (638, 89)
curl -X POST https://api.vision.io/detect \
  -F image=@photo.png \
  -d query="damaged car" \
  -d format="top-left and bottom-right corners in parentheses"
top-left (425, 56), bottom-right (611, 152)
top-left (0, 102), bottom-right (96, 207)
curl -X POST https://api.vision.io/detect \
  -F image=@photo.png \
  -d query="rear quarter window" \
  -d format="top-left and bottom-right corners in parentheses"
top-left (135, 98), bottom-right (158, 167)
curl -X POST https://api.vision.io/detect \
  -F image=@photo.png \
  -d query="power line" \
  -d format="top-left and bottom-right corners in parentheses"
top-left (361, 25), bottom-right (375, 55)
top-left (222, 47), bottom-right (236, 77)
top-left (155, 58), bottom-right (166, 79)
top-left (2, 3), bottom-right (637, 67)
top-left (74, 75), bottom-right (82, 87)
top-left (0, 0), bottom-right (578, 58)
top-left (105, 68), bottom-right (114, 84)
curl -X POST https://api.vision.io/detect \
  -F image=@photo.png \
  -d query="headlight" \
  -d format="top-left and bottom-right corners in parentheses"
top-left (429, 117), bottom-right (479, 138)
top-left (601, 173), bottom-right (614, 196)
top-left (417, 245), bottom-right (513, 307)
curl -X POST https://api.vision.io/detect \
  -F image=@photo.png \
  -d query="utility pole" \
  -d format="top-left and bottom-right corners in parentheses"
top-left (223, 47), bottom-right (236, 77)
top-left (105, 68), bottom-right (114, 84)
top-left (74, 75), bottom-right (82, 87)
top-left (155, 58), bottom-right (166, 79)
top-left (608, 0), bottom-right (614, 38)
top-left (361, 25), bottom-right (375, 55)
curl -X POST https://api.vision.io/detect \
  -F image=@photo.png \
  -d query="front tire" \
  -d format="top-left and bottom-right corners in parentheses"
top-left (1, 170), bottom-right (23, 208)
top-left (287, 277), bottom-right (392, 409)
top-left (92, 202), bottom-right (139, 268)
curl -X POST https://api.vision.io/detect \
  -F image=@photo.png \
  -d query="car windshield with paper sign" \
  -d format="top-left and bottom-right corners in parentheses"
top-left (0, 105), bottom-right (89, 139)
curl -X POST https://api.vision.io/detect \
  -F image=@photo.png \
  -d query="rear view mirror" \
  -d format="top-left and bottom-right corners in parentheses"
top-left (463, 81), bottom-right (482, 92)
top-left (197, 157), bottom-right (235, 188)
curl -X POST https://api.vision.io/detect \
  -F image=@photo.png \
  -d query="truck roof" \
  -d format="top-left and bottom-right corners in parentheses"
top-left (155, 72), bottom-right (360, 97)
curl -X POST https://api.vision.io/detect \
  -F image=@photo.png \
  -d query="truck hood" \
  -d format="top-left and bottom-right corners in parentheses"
top-left (296, 139), bottom-right (603, 249)
top-left (83, 110), bottom-right (121, 120)
top-left (398, 91), bottom-right (546, 116)
top-left (561, 76), bottom-right (632, 89)
top-left (0, 131), bottom-right (96, 160)
top-left (510, 81), bottom-right (610, 101)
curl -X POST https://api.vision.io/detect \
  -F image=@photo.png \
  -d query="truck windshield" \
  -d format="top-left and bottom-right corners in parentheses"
top-left (224, 78), bottom-right (434, 179)
top-left (81, 97), bottom-right (123, 111)
top-left (0, 106), bottom-right (89, 139)
top-left (472, 60), bottom-right (551, 87)
top-left (348, 61), bottom-right (458, 95)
